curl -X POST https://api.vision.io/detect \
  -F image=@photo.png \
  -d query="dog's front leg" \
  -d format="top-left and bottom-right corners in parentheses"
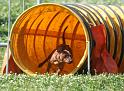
top-left (56, 62), bottom-right (64, 75)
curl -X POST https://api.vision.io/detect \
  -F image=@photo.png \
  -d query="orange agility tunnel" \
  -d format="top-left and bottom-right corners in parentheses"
top-left (3, 4), bottom-right (124, 76)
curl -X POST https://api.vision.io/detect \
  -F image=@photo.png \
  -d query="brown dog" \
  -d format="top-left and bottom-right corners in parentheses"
top-left (38, 27), bottom-right (73, 74)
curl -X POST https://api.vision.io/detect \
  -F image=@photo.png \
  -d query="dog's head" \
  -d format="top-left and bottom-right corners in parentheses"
top-left (56, 44), bottom-right (72, 64)
top-left (61, 50), bottom-right (72, 64)
top-left (50, 49), bottom-right (72, 64)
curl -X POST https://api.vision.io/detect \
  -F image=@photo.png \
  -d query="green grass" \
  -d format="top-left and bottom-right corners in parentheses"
top-left (0, 74), bottom-right (124, 91)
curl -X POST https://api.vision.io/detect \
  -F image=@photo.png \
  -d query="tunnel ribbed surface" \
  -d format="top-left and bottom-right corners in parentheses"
top-left (10, 4), bottom-right (124, 76)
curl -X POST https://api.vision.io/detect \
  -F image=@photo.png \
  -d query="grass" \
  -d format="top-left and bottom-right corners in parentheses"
top-left (0, 74), bottom-right (124, 91)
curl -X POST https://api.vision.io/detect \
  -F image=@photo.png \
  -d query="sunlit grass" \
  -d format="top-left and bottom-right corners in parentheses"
top-left (0, 74), bottom-right (124, 91)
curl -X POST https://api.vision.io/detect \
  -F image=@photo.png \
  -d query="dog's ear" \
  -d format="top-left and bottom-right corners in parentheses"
top-left (56, 44), bottom-right (72, 55)
top-left (65, 45), bottom-right (72, 54)
top-left (56, 44), bottom-right (65, 52)
top-left (65, 45), bottom-right (70, 49)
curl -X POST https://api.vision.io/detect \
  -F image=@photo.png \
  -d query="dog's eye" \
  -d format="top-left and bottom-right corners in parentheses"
top-left (65, 55), bottom-right (68, 57)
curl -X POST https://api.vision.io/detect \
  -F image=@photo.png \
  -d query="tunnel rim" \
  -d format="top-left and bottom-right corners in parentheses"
top-left (10, 3), bottom-right (90, 76)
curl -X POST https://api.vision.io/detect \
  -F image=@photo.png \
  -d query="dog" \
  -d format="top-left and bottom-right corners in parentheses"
top-left (38, 26), bottom-right (73, 74)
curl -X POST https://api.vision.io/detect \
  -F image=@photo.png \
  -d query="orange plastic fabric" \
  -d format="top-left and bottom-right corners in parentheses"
top-left (91, 24), bottom-right (118, 74)
top-left (10, 4), bottom-right (87, 75)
